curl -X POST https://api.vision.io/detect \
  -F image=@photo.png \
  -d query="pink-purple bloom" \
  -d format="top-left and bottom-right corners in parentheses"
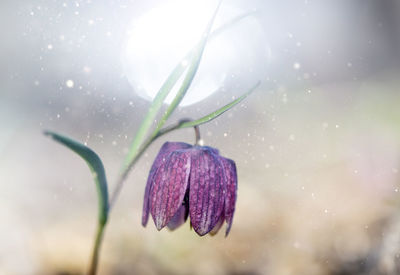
top-left (142, 142), bottom-right (237, 236)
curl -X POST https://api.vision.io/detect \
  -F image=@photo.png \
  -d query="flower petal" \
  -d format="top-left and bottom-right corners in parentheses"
top-left (209, 212), bottom-right (224, 236)
top-left (200, 145), bottom-right (219, 155)
top-left (167, 204), bottom-right (189, 230)
top-left (189, 148), bottom-right (226, 236)
top-left (142, 142), bottom-right (191, 226)
top-left (150, 150), bottom-right (191, 230)
top-left (220, 158), bottom-right (237, 236)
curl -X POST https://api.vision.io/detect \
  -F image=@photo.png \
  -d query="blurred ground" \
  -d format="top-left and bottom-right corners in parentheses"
top-left (1, 1), bottom-right (400, 275)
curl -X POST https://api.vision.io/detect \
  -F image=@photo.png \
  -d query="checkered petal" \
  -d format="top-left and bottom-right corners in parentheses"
top-left (189, 148), bottom-right (226, 236)
top-left (142, 142), bottom-right (191, 226)
top-left (149, 150), bottom-right (191, 230)
top-left (220, 157), bottom-right (237, 236)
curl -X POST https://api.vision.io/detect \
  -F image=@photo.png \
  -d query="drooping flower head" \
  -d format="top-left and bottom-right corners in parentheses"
top-left (142, 142), bottom-right (237, 236)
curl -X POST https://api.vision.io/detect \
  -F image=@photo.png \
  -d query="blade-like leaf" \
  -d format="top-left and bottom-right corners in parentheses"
top-left (121, 57), bottom-right (188, 173)
top-left (152, 1), bottom-right (222, 135)
top-left (121, 3), bottom-right (258, 181)
top-left (154, 81), bottom-right (260, 138)
top-left (121, 1), bottom-right (222, 177)
top-left (44, 131), bottom-right (109, 225)
top-left (177, 81), bottom-right (260, 129)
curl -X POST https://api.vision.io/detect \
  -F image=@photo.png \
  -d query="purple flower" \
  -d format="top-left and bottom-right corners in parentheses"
top-left (142, 142), bottom-right (237, 236)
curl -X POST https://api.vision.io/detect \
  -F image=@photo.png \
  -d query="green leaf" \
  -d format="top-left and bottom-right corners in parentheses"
top-left (121, 3), bottom-right (257, 179)
top-left (44, 131), bottom-right (109, 225)
top-left (174, 81), bottom-right (260, 130)
top-left (120, 57), bottom-right (188, 174)
top-left (120, 1), bottom-right (222, 176)
top-left (152, 1), bottom-right (222, 135)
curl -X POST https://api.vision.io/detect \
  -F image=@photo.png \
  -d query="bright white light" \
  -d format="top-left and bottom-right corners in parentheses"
top-left (65, 79), bottom-right (74, 88)
top-left (123, 0), bottom-right (270, 106)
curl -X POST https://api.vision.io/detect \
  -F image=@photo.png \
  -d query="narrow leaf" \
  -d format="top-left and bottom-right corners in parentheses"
top-left (121, 3), bottom-right (256, 177)
top-left (44, 131), bottom-right (109, 225)
top-left (121, 1), bottom-right (222, 175)
top-left (152, 1), bottom-right (222, 134)
top-left (178, 81), bottom-right (260, 129)
top-left (121, 57), bottom-right (188, 173)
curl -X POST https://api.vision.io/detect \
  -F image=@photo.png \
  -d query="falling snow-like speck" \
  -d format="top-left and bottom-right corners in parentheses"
top-left (65, 80), bottom-right (74, 88)
top-left (293, 62), bottom-right (301, 70)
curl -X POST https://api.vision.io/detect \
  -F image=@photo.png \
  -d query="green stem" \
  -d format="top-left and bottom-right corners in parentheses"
top-left (108, 119), bottom-right (192, 210)
top-left (193, 125), bottom-right (201, 145)
top-left (88, 122), bottom-right (194, 275)
top-left (88, 222), bottom-right (106, 275)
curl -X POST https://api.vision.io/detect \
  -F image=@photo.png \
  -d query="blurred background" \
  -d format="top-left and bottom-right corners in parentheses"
top-left (1, 0), bottom-right (400, 274)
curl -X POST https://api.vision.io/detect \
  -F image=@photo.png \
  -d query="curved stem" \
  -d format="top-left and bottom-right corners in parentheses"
top-left (193, 125), bottom-right (201, 145)
top-left (109, 138), bottom-right (153, 210)
top-left (88, 222), bottom-right (106, 275)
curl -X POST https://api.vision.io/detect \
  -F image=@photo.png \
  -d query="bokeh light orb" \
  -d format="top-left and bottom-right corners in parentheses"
top-left (123, 0), bottom-right (270, 106)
